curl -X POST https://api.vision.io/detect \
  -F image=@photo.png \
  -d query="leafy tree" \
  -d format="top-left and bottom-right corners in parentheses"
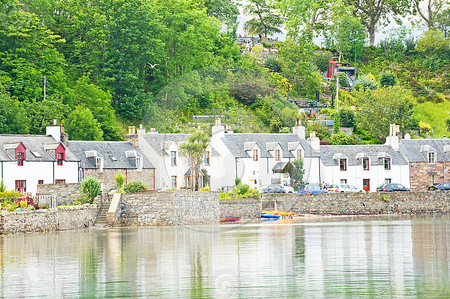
top-left (180, 128), bottom-right (210, 191)
top-left (339, 109), bottom-right (355, 128)
top-left (333, 112), bottom-right (341, 133)
top-left (65, 106), bottom-right (103, 141)
top-left (354, 76), bottom-right (378, 91)
top-left (416, 30), bottom-right (450, 56)
top-left (114, 172), bottom-right (126, 192)
top-left (413, 0), bottom-right (446, 30)
top-left (243, 0), bottom-right (283, 37)
top-left (24, 95), bottom-right (69, 135)
top-left (354, 86), bottom-right (415, 141)
top-left (435, 8), bottom-right (450, 39)
top-left (204, 0), bottom-right (240, 32)
top-left (330, 131), bottom-right (357, 145)
top-left (0, 89), bottom-right (29, 134)
top-left (314, 52), bottom-right (333, 72)
top-left (306, 122), bottom-right (331, 141)
top-left (346, 0), bottom-right (411, 45)
top-left (292, 157), bottom-right (306, 185)
top-left (379, 72), bottom-right (397, 87)
top-left (81, 177), bottom-right (102, 203)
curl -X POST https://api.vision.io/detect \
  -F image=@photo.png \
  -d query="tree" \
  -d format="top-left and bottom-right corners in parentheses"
top-left (306, 122), bottom-right (331, 141)
top-left (436, 8), bottom-right (450, 39)
top-left (81, 177), bottom-right (102, 204)
top-left (330, 131), bottom-right (357, 145)
top-left (339, 109), bottom-right (355, 128)
top-left (379, 72), bottom-right (397, 87)
top-left (415, 30), bottom-right (450, 56)
top-left (354, 86), bottom-right (415, 141)
top-left (180, 129), bottom-right (210, 191)
top-left (65, 106), bottom-right (103, 141)
top-left (243, 0), bottom-right (284, 37)
top-left (413, 0), bottom-right (446, 30)
top-left (333, 111), bottom-right (341, 133)
top-left (346, 0), bottom-right (411, 45)
top-left (114, 172), bottom-right (126, 192)
top-left (24, 95), bottom-right (69, 135)
top-left (0, 89), bottom-right (29, 134)
top-left (292, 157), bottom-right (306, 186)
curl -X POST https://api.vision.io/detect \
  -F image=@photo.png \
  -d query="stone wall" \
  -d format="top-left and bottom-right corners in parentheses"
top-left (37, 183), bottom-right (81, 205)
top-left (83, 168), bottom-right (155, 193)
top-left (410, 162), bottom-right (448, 191)
top-left (219, 199), bottom-right (261, 219)
top-left (0, 205), bottom-right (98, 234)
top-left (118, 191), bottom-right (219, 226)
top-left (270, 192), bottom-right (450, 215)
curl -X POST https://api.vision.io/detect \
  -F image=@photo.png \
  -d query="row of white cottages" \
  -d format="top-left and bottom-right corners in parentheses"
top-left (2, 120), bottom-right (449, 194)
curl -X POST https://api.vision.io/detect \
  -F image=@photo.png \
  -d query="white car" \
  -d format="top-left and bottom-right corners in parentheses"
top-left (329, 184), bottom-right (364, 193)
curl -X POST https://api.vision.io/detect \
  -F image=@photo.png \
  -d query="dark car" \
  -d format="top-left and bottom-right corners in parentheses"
top-left (376, 184), bottom-right (388, 192)
top-left (379, 183), bottom-right (411, 192)
top-left (298, 184), bottom-right (328, 194)
top-left (428, 182), bottom-right (450, 191)
top-left (262, 184), bottom-right (286, 194)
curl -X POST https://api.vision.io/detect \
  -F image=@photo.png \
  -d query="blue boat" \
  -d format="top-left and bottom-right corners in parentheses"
top-left (261, 212), bottom-right (281, 219)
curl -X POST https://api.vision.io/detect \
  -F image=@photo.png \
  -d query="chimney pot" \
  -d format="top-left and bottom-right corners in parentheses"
top-left (53, 119), bottom-right (57, 125)
top-left (215, 117), bottom-right (221, 126)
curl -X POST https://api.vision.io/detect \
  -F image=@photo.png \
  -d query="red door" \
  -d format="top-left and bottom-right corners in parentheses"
top-left (363, 179), bottom-right (370, 192)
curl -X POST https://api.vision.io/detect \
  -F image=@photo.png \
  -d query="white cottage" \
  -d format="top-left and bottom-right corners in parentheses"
top-left (0, 127), bottom-right (79, 194)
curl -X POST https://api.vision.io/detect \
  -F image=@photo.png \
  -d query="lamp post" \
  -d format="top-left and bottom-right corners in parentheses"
top-left (351, 39), bottom-right (357, 79)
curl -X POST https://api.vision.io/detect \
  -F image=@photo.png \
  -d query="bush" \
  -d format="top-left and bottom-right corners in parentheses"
top-left (380, 72), bottom-right (397, 87)
top-left (199, 186), bottom-right (210, 191)
top-left (237, 183), bottom-right (250, 195)
top-left (314, 52), bottom-right (333, 72)
top-left (15, 197), bottom-right (35, 207)
top-left (75, 193), bottom-right (91, 205)
top-left (81, 177), bottom-right (102, 203)
top-left (0, 179), bottom-right (6, 192)
top-left (123, 181), bottom-right (148, 193)
top-left (235, 178), bottom-right (241, 186)
top-left (114, 172), bottom-right (125, 191)
top-left (262, 42), bottom-right (272, 48)
top-left (0, 190), bottom-right (22, 198)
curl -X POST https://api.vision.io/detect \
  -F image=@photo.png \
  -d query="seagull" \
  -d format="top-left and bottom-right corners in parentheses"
top-left (148, 63), bottom-right (159, 68)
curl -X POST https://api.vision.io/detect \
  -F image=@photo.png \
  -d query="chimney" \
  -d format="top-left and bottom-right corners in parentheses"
top-left (137, 124), bottom-right (146, 135)
top-left (385, 123), bottom-right (399, 150)
top-left (60, 122), bottom-right (69, 146)
top-left (215, 117), bottom-right (221, 126)
top-left (46, 121), bottom-right (61, 142)
top-left (125, 125), bottom-right (139, 147)
top-left (292, 117), bottom-right (306, 139)
top-left (307, 131), bottom-right (320, 151)
top-left (148, 128), bottom-right (158, 134)
top-left (396, 131), bottom-right (402, 143)
top-left (211, 117), bottom-right (225, 147)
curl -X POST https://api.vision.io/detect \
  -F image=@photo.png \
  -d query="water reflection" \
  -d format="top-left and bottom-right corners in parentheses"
top-left (0, 215), bottom-right (450, 298)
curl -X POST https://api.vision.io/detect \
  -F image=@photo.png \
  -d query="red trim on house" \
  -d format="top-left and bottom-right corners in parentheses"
top-left (15, 142), bottom-right (26, 166)
top-left (55, 143), bottom-right (65, 166)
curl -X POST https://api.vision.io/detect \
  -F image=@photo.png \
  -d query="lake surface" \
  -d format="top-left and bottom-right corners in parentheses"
top-left (1, 215), bottom-right (450, 298)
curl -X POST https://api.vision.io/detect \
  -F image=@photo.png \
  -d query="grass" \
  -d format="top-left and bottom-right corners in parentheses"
top-left (414, 100), bottom-right (450, 138)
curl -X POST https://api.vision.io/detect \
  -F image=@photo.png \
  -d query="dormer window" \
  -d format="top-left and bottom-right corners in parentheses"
top-left (136, 157), bottom-right (143, 171)
top-left (363, 158), bottom-right (369, 171)
top-left (384, 158), bottom-right (391, 170)
top-left (296, 149), bottom-right (302, 159)
top-left (57, 152), bottom-right (64, 166)
top-left (17, 152), bottom-right (24, 166)
top-left (171, 151), bottom-right (177, 166)
top-left (205, 151), bottom-right (210, 166)
top-left (340, 159), bottom-right (347, 171)
top-left (253, 149), bottom-right (258, 161)
top-left (428, 152), bottom-right (435, 164)
top-left (275, 149), bottom-right (280, 161)
top-left (96, 157), bottom-right (103, 172)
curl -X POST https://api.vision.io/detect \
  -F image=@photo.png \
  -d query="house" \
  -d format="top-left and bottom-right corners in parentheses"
top-left (68, 141), bottom-right (155, 192)
top-left (0, 124), bottom-right (79, 194)
top-left (319, 144), bottom-right (409, 192)
top-left (398, 136), bottom-right (450, 191)
top-left (210, 118), bottom-right (321, 189)
top-left (131, 127), bottom-right (221, 190)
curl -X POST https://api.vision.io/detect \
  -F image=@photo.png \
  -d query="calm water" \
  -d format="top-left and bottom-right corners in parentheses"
top-left (1, 215), bottom-right (450, 298)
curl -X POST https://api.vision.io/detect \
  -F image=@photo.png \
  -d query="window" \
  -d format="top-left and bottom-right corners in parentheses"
top-left (96, 157), bottom-right (103, 172)
top-left (205, 151), bottom-right (210, 166)
top-left (428, 152), bottom-right (435, 164)
top-left (340, 179), bottom-right (347, 184)
top-left (363, 158), bottom-right (369, 171)
top-left (275, 149), bottom-right (280, 161)
top-left (384, 158), bottom-right (391, 170)
top-left (38, 180), bottom-right (44, 185)
top-left (171, 176), bottom-right (177, 188)
top-left (57, 152), bottom-right (64, 166)
top-left (17, 152), bottom-right (24, 166)
top-left (340, 159), bottom-right (347, 171)
top-left (171, 151), bottom-right (177, 166)
top-left (429, 175), bottom-right (435, 186)
top-left (136, 157), bottom-right (143, 171)
top-left (55, 179), bottom-right (66, 184)
top-left (253, 149), bottom-right (258, 161)
top-left (296, 149), bottom-right (302, 159)
top-left (15, 180), bottom-right (26, 192)
top-left (385, 178), bottom-right (391, 184)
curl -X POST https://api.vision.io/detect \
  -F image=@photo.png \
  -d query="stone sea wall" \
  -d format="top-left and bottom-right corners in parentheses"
top-left (37, 183), bottom-right (81, 205)
top-left (118, 191), bottom-right (220, 226)
top-left (219, 199), bottom-right (261, 219)
top-left (271, 192), bottom-right (450, 215)
top-left (0, 205), bottom-right (98, 234)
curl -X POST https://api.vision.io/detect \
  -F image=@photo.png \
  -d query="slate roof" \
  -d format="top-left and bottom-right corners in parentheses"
top-left (320, 144), bottom-right (408, 166)
top-left (399, 139), bottom-right (450, 163)
top-left (0, 135), bottom-right (79, 162)
top-left (221, 133), bottom-right (320, 159)
top-left (68, 141), bottom-right (154, 169)
top-left (143, 133), bottom-right (220, 157)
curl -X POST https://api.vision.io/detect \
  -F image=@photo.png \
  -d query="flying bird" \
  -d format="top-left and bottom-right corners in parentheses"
top-left (148, 63), bottom-right (159, 68)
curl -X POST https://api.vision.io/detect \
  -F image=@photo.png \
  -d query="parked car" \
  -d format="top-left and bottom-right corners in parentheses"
top-left (282, 184), bottom-right (294, 193)
top-left (378, 183), bottom-right (411, 192)
top-left (329, 184), bottom-right (363, 193)
top-left (376, 184), bottom-right (388, 192)
top-left (298, 184), bottom-right (328, 194)
top-left (261, 184), bottom-right (286, 194)
top-left (428, 182), bottom-right (450, 191)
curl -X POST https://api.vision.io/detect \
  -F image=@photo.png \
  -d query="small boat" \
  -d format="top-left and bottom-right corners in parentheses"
top-left (262, 211), bottom-right (293, 217)
top-left (220, 216), bottom-right (241, 222)
top-left (261, 212), bottom-right (281, 219)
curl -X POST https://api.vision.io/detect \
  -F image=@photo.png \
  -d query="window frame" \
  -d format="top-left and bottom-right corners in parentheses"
top-left (55, 179), bottom-right (66, 184)
top-left (385, 178), bottom-right (392, 184)
top-left (38, 180), bottom-right (44, 185)
top-left (339, 159), bottom-right (347, 171)
top-left (384, 158), bottom-right (391, 170)
top-left (171, 175), bottom-right (177, 188)
top-left (428, 152), bottom-right (436, 164)
top-left (362, 158), bottom-right (369, 171)
top-left (429, 175), bottom-right (435, 186)
top-left (205, 151), bottom-right (210, 166)
top-left (96, 157), bottom-right (103, 172)
top-left (15, 180), bottom-right (26, 192)
top-left (171, 151), bottom-right (177, 166)
top-left (296, 149), bottom-right (302, 159)
top-left (253, 149), bottom-right (258, 161)
top-left (17, 152), bottom-right (24, 166)
top-left (274, 149), bottom-right (280, 161)
top-left (57, 152), bottom-right (64, 166)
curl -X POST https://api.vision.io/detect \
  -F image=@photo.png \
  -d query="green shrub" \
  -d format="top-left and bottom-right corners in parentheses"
top-left (75, 193), bottom-right (91, 205)
top-left (123, 181), bottom-right (148, 193)
top-left (265, 56), bottom-right (283, 73)
top-left (0, 190), bottom-right (22, 198)
top-left (81, 177), bottom-right (102, 203)
top-left (379, 72), bottom-right (397, 87)
top-left (0, 179), bottom-right (6, 192)
top-left (262, 42), bottom-right (272, 48)
top-left (235, 178), bottom-right (241, 186)
top-left (199, 186), bottom-right (210, 191)
top-left (114, 172), bottom-right (125, 191)
top-left (237, 183), bottom-right (250, 195)
top-left (314, 51), bottom-right (333, 72)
